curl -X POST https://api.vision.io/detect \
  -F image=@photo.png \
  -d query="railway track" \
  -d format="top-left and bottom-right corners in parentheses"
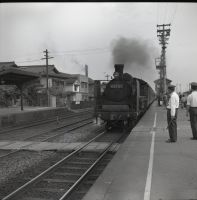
top-left (0, 110), bottom-right (93, 135)
top-left (0, 112), bottom-right (94, 141)
top-left (0, 116), bottom-right (101, 159)
top-left (2, 130), bottom-right (125, 200)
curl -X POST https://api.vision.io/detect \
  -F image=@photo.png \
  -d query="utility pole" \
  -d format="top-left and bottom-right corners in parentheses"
top-left (41, 49), bottom-right (53, 107)
top-left (105, 74), bottom-right (110, 81)
top-left (155, 57), bottom-right (162, 97)
top-left (85, 64), bottom-right (88, 77)
top-left (157, 23), bottom-right (171, 99)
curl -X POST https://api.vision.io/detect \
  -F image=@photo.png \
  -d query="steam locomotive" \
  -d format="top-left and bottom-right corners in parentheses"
top-left (94, 64), bottom-right (155, 130)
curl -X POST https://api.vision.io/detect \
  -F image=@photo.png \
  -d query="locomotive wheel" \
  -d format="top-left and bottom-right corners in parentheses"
top-left (105, 122), bottom-right (112, 131)
top-left (128, 120), bottom-right (135, 129)
top-left (123, 119), bottom-right (134, 132)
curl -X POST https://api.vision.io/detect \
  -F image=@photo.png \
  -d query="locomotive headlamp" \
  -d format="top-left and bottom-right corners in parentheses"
top-left (113, 72), bottom-right (119, 79)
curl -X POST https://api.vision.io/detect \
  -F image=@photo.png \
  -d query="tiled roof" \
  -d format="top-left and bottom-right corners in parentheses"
top-left (88, 77), bottom-right (94, 84)
top-left (154, 78), bottom-right (172, 83)
top-left (0, 62), bottom-right (18, 71)
top-left (0, 67), bottom-right (39, 77)
top-left (19, 65), bottom-right (71, 79)
top-left (0, 62), bottom-right (95, 83)
top-left (0, 67), bottom-right (40, 85)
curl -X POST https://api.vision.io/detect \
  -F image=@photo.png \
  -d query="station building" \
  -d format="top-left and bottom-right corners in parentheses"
top-left (0, 62), bottom-right (95, 108)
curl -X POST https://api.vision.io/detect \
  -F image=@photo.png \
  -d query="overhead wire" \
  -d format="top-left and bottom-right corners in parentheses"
top-left (157, 3), bottom-right (173, 25)
top-left (168, 4), bottom-right (175, 24)
top-left (164, 3), bottom-right (169, 24)
top-left (50, 47), bottom-right (110, 55)
top-left (51, 50), bottom-right (111, 57)
top-left (156, 3), bottom-right (159, 25)
top-left (170, 3), bottom-right (178, 25)
top-left (12, 46), bottom-right (111, 64)
top-left (157, 3), bottom-right (160, 24)
top-left (156, 3), bottom-right (178, 32)
top-left (162, 3), bottom-right (166, 24)
top-left (15, 59), bottom-right (43, 64)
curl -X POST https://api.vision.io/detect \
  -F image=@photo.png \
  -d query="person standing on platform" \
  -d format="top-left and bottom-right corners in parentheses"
top-left (186, 82), bottom-right (197, 140)
top-left (181, 94), bottom-right (187, 108)
top-left (166, 85), bottom-right (179, 143)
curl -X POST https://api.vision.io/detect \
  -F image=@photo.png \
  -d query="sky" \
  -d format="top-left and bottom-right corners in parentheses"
top-left (0, 2), bottom-right (197, 91)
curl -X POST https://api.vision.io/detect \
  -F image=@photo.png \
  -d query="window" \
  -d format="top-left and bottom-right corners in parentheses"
top-left (52, 79), bottom-right (64, 87)
top-left (74, 85), bottom-right (78, 91)
top-left (81, 82), bottom-right (88, 89)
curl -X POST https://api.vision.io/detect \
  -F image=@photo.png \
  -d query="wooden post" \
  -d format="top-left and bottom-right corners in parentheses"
top-left (18, 84), bottom-right (24, 111)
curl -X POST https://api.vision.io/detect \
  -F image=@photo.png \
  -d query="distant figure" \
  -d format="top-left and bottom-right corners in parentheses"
top-left (181, 95), bottom-right (187, 108)
top-left (186, 82), bottom-right (197, 140)
top-left (166, 85), bottom-right (179, 143)
top-left (66, 97), bottom-right (71, 111)
top-left (157, 95), bottom-right (161, 106)
top-left (163, 93), bottom-right (168, 106)
top-left (158, 95), bottom-right (162, 106)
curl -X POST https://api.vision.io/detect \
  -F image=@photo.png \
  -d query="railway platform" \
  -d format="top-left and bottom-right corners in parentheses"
top-left (82, 101), bottom-right (197, 200)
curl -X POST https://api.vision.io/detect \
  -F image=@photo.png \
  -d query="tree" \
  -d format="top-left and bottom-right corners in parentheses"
top-left (0, 85), bottom-right (20, 107)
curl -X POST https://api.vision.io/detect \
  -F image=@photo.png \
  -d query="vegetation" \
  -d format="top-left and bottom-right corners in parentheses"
top-left (0, 86), bottom-right (20, 107)
top-left (0, 83), bottom-right (41, 107)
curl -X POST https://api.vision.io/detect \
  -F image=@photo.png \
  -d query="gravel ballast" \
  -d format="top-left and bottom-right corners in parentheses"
top-left (0, 122), bottom-right (104, 198)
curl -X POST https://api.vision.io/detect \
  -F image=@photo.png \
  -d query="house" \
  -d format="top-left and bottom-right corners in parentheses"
top-left (65, 74), bottom-right (89, 102)
top-left (19, 65), bottom-right (72, 107)
top-left (0, 61), bottom-right (95, 108)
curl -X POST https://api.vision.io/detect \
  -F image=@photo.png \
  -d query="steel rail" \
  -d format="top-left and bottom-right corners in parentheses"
top-left (0, 117), bottom-right (94, 159)
top-left (0, 110), bottom-right (93, 134)
top-left (2, 130), bottom-right (106, 200)
top-left (0, 114), bottom-right (92, 142)
top-left (23, 116), bottom-right (93, 141)
top-left (59, 139), bottom-right (117, 200)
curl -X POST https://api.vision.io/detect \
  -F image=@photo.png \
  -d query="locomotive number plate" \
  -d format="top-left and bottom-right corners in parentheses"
top-left (110, 84), bottom-right (123, 88)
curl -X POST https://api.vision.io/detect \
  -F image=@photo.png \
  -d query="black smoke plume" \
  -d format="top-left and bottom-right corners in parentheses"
top-left (111, 37), bottom-right (156, 69)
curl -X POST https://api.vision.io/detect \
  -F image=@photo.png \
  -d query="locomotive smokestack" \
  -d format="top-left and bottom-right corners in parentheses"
top-left (114, 64), bottom-right (124, 76)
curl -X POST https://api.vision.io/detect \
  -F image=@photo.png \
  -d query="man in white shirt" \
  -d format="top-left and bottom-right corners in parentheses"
top-left (166, 85), bottom-right (179, 143)
top-left (186, 82), bottom-right (197, 140)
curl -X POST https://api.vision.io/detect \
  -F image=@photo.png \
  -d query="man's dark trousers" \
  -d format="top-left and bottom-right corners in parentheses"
top-left (167, 108), bottom-right (178, 142)
top-left (189, 107), bottom-right (197, 139)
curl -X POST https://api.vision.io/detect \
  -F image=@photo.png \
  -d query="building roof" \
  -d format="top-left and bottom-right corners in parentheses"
top-left (154, 78), bottom-right (172, 84)
top-left (88, 77), bottom-right (94, 84)
top-left (70, 74), bottom-right (88, 79)
top-left (0, 67), bottom-right (40, 85)
top-left (19, 65), bottom-right (72, 79)
top-left (0, 62), bottom-right (18, 71)
top-left (0, 62), bottom-right (95, 85)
